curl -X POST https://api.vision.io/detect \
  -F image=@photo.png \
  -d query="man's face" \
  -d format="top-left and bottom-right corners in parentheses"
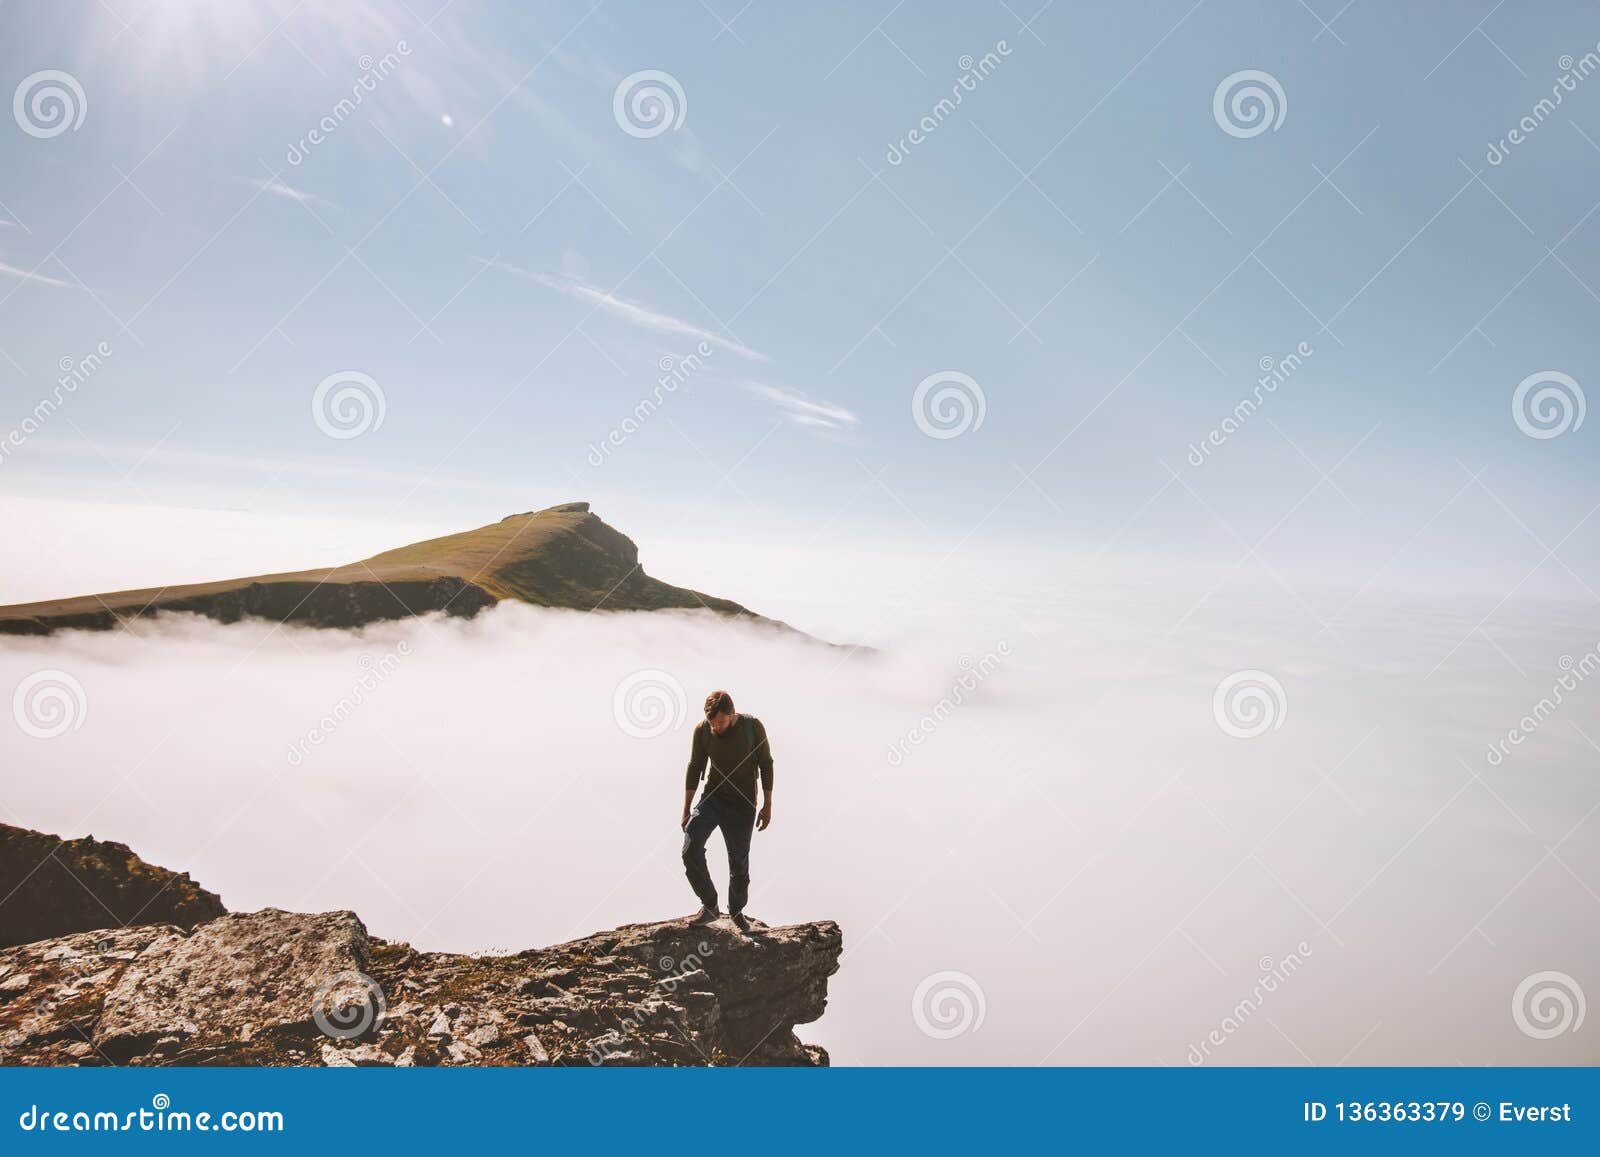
top-left (708, 710), bottom-right (737, 735)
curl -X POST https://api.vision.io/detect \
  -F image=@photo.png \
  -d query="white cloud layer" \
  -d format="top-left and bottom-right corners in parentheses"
top-left (3, 584), bottom-right (1594, 1065)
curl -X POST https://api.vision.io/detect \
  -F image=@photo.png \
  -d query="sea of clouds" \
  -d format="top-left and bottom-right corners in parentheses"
top-left (2, 579), bottom-right (1596, 1065)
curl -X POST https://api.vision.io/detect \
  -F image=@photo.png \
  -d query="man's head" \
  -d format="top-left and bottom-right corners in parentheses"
top-left (704, 689), bottom-right (737, 734)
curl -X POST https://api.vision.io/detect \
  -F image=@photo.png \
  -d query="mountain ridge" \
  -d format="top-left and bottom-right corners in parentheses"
top-left (0, 501), bottom-right (805, 638)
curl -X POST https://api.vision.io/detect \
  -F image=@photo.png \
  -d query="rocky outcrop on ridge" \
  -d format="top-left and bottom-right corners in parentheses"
top-left (0, 824), bottom-right (226, 949)
top-left (0, 909), bottom-right (842, 1067)
top-left (0, 824), bottom-right (841, 1067)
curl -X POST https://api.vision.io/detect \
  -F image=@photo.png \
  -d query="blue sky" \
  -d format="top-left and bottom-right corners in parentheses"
top-left (2, 0), bottom-right (1599, 602)
top-left (5, 5), bottom-right (1600, 1063)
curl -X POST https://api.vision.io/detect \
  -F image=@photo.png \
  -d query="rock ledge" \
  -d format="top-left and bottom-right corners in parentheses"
top-left (0, 823), bottom-right (841, 1067)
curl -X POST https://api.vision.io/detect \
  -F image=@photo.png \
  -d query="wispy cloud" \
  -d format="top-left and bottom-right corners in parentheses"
top-left (485, 260), bottom-right (765, 361)
top-left (0, 260), bottom-right (73, 289)
top-left (741, 382), bottom-right (860, 430)
top-left (250, 176), bottom-right (335, 209)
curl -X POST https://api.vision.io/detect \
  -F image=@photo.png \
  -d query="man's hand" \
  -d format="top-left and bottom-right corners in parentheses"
top-left (756, 800), bottom-right (772, 832)
top-left (680, 806), bottom-right (691, 832)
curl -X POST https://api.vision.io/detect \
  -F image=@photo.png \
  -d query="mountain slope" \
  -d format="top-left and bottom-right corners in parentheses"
top-left (0, 502), bottom-right (777, 636)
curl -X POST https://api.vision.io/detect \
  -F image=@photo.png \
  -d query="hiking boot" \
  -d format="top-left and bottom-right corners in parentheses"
top-left (730, 912), bottom-right (752, 933)
top-left (689, 905), bottom-right (720, 925)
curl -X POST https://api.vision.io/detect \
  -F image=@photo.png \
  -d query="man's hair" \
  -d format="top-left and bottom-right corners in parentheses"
top-left (704, 690), bottom-right (735, 718)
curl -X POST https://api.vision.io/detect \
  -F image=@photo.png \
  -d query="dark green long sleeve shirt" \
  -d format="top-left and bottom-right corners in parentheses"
top-left (685, 714), bottom-right (773, 810)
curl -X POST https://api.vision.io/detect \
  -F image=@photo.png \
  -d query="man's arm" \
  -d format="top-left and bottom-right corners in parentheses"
top-left (682, 723), bottom-right (706, 831)
top-left (755, 718), bottom-right (774, 831)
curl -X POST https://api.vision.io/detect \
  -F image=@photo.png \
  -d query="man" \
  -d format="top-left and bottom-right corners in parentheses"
top-left (681, 689), bottom-right (773, 933)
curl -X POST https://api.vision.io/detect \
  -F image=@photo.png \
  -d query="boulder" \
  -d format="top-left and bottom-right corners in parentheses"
top-left (93, 909), bottom-right (370, 1062)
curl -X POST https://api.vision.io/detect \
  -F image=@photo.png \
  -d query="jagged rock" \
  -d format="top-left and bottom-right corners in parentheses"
top-left (322, 1042), bottom-right (393, 1067)
top-left (0, 823), bottom-right (226, 948)
top-left (518, 996), bottom-right (589, 1020)
top-left (0, 826), bottom-right (840, 1067)
top-left (2, 910), bottom-right (841, 1066)
top-left (93, 909), bottom-right (369, 1062)
top-left (0, 926), bottom-right (174, 1063)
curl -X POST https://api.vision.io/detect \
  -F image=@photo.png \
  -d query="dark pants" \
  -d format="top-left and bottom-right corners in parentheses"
top-left (682, 794), bottom-right (756, 915)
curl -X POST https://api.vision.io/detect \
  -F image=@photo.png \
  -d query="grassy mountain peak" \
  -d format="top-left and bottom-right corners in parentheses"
top-left (0, 502), bottom-right (771, 635)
